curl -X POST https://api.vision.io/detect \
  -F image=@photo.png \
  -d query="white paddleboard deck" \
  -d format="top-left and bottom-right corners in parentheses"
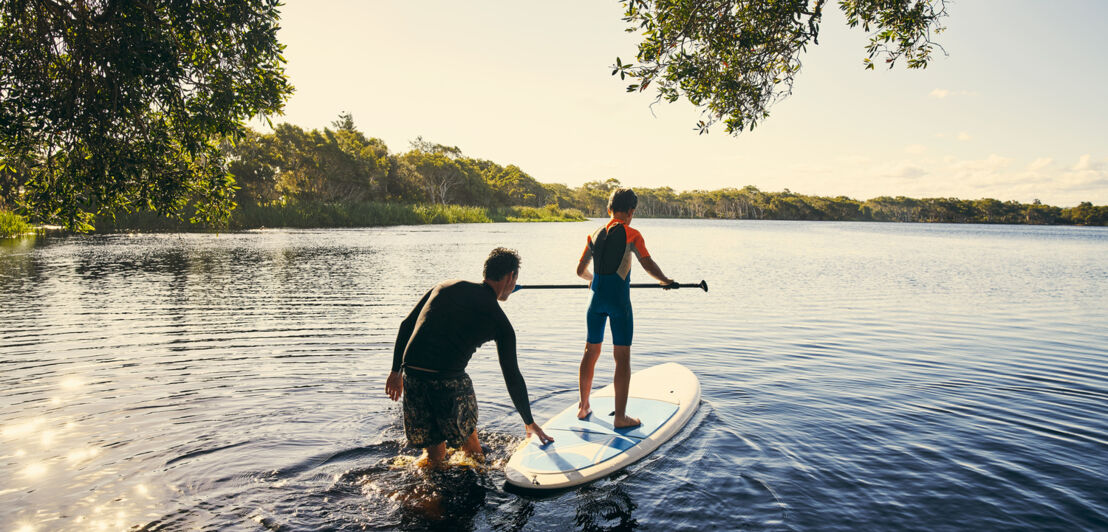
top-left (504, 362), bottom-right (700, 490)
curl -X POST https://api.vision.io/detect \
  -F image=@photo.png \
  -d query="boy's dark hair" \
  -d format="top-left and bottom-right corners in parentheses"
top-left (484, 247), bottom-right (521, 281)
top-left (608, 188), bottom-right (638, 213)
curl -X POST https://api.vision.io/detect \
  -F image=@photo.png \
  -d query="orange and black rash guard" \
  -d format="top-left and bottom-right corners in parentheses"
top-left (580, 218), bottom-right (650, 281)
top-left (390, 280), bottom-right (533, 425)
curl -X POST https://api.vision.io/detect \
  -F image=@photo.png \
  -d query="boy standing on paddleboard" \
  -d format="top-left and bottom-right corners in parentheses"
top-left (386, 247), bottom-right (553, 467)
top-left (576, 188), bottom-right (674, 428)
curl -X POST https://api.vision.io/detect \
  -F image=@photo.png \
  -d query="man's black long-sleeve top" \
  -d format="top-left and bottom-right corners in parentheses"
top-left (391, 280), bottom-right (534, 425)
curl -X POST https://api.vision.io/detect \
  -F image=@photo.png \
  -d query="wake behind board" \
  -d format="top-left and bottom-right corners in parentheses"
top-left (504, 362), bottom-right (700, 490)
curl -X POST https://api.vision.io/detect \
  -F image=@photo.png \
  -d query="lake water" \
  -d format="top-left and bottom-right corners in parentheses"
top-left (2, 219), bottom-right (1107, 531)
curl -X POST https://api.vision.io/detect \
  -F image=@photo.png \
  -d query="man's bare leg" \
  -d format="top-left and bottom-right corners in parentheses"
top-left (460, 429), bottom-right (484, 462)
top-left (612, 345), bottom-right (640, 428)
top-left (421, 442), bottom-right (447, 468)
top-left (578, 342), bottom-right (603, 419)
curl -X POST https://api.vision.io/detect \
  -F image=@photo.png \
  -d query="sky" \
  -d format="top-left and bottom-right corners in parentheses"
top-left (269, 1), bottom-right (1108, 207)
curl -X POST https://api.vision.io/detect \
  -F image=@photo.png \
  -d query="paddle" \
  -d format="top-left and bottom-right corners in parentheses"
top-left (515, 280), bottom-right (708, 292)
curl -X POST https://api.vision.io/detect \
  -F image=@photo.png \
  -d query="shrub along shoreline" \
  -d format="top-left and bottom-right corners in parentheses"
top-left (86, 202), bottom-right (587, 233)
top-left (2, 204), bottom-right (585, 238)
top-left (0, 211), bottom-right (36, 238)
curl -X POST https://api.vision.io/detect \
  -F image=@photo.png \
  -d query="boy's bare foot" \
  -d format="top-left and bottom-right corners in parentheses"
top-left (577, 404), bottom-right (592, 420)
top-left (613, 415), bottom-right (641, 429)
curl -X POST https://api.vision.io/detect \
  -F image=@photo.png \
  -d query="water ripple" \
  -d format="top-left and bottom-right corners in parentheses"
top-left (2, 222), bottom-right (1106, 530)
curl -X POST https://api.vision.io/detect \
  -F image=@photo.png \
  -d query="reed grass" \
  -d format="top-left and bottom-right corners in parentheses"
top-left (229, 202), bottom-right (493, 228)
top-left (0, 210), bottom-right (35, 238)
top-left (492, 205), bottom-right (587, 222)
top-left (91, 202), bottom-right (588, 232)
top-left (93, 201), bottom-right (542, 232)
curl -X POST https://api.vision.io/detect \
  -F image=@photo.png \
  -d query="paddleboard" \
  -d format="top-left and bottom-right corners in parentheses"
top-left (504, 362), bottom-right (700, 490)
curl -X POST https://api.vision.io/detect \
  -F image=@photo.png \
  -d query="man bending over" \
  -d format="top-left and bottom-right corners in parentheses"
top-left (386, 247), bottom-right (553, 467)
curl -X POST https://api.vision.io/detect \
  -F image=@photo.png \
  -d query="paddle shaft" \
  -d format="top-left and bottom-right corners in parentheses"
top-left (517, 280), bottom-right (708, 292)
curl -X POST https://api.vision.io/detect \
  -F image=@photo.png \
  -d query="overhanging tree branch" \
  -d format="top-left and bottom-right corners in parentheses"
top-left (615, 0), bottom-right (948, 135)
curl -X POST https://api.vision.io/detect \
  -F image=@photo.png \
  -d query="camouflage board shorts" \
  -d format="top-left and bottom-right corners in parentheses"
top-left (402, 371), bottom-right (479, 448)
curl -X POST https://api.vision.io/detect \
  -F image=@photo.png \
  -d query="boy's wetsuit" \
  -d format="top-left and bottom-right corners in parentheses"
top-left (391, 280), bottom-right (534, 425)
top-left (580, 219), bottom-right (650, 346)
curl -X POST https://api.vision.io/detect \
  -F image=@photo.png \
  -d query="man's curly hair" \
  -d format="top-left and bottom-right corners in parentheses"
top-left (483, 247), bottom-right (520, 281)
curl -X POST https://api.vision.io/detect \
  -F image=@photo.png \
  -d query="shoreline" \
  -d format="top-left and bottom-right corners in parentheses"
top-left (10, 217), bottom-right (1108, 240)
top-left (5, 203), bottom-right (1108, 239)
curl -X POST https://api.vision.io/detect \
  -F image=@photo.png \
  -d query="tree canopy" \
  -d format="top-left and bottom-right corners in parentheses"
top-left (0, 0), bottom-right (292, 230)
top-left (614, 0), bottom-right (948, 134)
top-left (224, 119), bottom-right (562, 213)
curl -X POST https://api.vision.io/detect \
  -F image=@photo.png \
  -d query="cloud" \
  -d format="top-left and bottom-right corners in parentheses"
top-left (778, 153), bottom-right (1107, 206)
top-left (931, 154), bottom-right (1106, 205)
top-left (948, 154), bottom-right (1012, 182)
top-left (892, 165), bottom-right (927, 179)
top-left (871, 161), bottom-right (929, 180)
top-left (1059, 154), bottom-right (1108, 188)
top-left (929, 89), bottom-right (978, 99)
top-left (1028, 157), bottom-right (1053, 171)
top-left (1072, 154), bottom-right (1096, 171)
top-left (935, 131), bottom-right (972, 141)
top-left (905, 144), bottom-right (927, 154)
top-left (836, 155), bottom-right (872, 166)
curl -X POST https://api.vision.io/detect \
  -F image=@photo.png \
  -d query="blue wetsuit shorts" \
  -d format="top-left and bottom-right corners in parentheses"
top-left (586, 273), bottom-right (633, 346)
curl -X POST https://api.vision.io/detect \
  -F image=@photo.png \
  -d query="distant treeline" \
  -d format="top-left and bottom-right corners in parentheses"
top-left (221, 115), bottom-right (1106, 227)
top-left (626, 186), bottom-right (1108, 225)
